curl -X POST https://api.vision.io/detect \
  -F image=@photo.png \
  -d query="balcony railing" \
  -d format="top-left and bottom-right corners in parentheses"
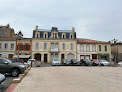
top-left (51, 48), bottom-right (59, 52)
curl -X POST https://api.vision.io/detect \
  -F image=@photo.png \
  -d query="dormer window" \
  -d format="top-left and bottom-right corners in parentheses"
top-left (37, 34), bottom-right (38, 38)
top-left (71, 35), bottom-right (72, 39)
top-left (45, 34), bottom-right (47, 38)
top-left (63, 35), bottom-right (65, 38)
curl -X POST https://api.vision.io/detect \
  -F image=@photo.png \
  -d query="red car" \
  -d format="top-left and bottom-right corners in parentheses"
top-left (92, 59), bottom-right (100, 66)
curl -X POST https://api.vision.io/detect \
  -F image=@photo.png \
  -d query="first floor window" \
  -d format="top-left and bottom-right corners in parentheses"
top-left (105, 45), bottom-right (107, 51)
top-left (11, 44), bottom-right (14, 49)
top-left (70, 43), bottom-right (74, 50)
top-left (51, 43), bottom-right (54, 49)
top-left (92, 44), bottom-right (96, 51)
top-left (5, 44), bottom-right (8, 49)
top-left (36, 43), bottom-right (39, 49)
top-left (44, 43), bottom-right (47, 49)
top-left (0, 43), bottom-right (1, 49)
top-left (62, 43), bottom-right (65, 49)
top-left (86, 45), bottom-right (90, 51)
top-left (99, 45), bottom-right (101, 51)
top-left (80, 44), bottom-right (83, 51)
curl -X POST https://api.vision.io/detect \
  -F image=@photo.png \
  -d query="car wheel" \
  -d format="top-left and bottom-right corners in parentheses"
top-left (11, 68), bottom-right (20, 77)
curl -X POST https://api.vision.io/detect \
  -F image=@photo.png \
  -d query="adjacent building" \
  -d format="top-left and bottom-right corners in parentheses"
top-left (13, 38), bottom-right (32, 60)
top-left (77, 38), bottom-right (111, 62)
top-left (31, 26), bottom-right (77, 63)
top-left (0, 24), bottom-right (16, 58)
top-left (111, 43), bottom-right (122, 62)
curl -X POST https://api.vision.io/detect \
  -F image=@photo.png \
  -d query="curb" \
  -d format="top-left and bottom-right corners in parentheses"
top-left (13, 66), bottom-right (31, 83)
top-left (4, 66), bottom-right (31, 92)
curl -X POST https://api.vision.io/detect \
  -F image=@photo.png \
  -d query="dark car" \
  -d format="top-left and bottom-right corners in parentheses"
top-left (70, 59), bottom-right (81, 66)
top-left (92, 59), bottom-right (101, 66)
top-left (80, 59), bottom-right (92, 66)
top-left (0, 58), bottom-right (25, 77)
top-left (62, 59), bottom-right (71, 65)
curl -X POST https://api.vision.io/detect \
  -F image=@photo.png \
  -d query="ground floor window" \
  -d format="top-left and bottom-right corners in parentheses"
top-left (92, 54), bottom-right (97, 59)
top-left (67, 53), bottom-right (74, 60)
top-left (51, 53), bottom-right (59, 61)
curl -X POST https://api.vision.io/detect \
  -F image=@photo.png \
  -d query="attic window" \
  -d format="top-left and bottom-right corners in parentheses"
top-left (37, 34), bottom-right (38, 38)
top-left (71, 35), bottom-right (73, 39)
top-left (45, 34), bottom-right (47, 38)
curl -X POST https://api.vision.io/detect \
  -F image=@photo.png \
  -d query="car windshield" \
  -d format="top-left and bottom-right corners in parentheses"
top-left (5, 59), bottom-right (12, 63)
top-left (54, 58), bottom-right (59, 61)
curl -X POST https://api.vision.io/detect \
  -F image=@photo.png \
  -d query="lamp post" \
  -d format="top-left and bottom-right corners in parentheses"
top-left (16, 31), bottom-right (23, 59)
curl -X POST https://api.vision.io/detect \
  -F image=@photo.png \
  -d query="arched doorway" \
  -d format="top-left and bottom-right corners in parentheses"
top-left (67, 53), bottom-right (74, 60)
top-left (34, 53), bottom-right (41, 61)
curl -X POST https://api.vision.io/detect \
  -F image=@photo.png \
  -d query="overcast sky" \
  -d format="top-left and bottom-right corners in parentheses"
top-left (0, 0), bottom-right (122, 41)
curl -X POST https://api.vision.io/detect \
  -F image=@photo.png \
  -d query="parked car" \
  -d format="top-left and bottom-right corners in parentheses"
top-left (118, 61), bottom-right (122, 66)
top-left (0, 73), bottom-right (5, 90)
top-left (27, 59), bottom-right (36, 66)
top-left (100, 60), bottom-right (110, 66)
top-left (0, 58), bottom-right (25, 77)
top-left (51, 58), bottom-right (61, 66)
top-left (10, 58), bottom-right (29, 69)
top-left (80, 59), bottom-right (93, 66)
top-left (70, 59), bottom-right (81, 66)
top-left (92, 59), bottom-right (101, 66)
top-left (62, 59), bottom-right (71, 65)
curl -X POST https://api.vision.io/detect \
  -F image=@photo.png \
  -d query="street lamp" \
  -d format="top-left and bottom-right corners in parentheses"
top-left (16, 31), bottom-right (23, 59)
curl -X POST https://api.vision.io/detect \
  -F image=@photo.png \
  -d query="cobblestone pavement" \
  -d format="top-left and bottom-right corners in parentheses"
top-left (13, 66), bottom-right (122, 92)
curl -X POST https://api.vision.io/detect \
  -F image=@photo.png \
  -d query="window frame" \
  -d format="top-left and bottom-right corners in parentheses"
top-left (99, 45), bottom-right (101, 51)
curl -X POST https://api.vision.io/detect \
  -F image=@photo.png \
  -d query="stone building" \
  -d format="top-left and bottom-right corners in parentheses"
top-left (31, 26), bottom-right (77, 63)
top-left (77, 38), bottom-right (111, 62)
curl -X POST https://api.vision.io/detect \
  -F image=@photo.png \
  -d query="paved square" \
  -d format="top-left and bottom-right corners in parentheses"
top-left (13, 66), bottom-right (122, 92)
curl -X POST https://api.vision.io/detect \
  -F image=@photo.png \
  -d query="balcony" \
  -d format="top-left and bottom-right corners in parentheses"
top-left (51, 48), bottom-right (59, 52)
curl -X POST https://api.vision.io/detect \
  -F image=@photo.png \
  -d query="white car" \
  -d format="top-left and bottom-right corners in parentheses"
top-left (118, 61), bottom-right (122, 66)
top-left (0, 73), bottom-right (5, 90)
top-left (51, 58), bottom-right (61, 66)
top-left (27, 59), bottom-right (36, 66)
top-left (100, 60), bottom-right (110, 66)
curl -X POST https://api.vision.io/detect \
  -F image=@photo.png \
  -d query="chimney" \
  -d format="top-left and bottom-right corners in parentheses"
top-left (72, 27), bottom-right (75, 32)
top-left (35, 25), bottom-right (38, 30)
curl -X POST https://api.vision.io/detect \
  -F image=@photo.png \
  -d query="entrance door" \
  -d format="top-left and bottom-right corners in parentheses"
top-left (67, 54), bottom-right (74, 60)
top-left (8, 54), bottom-right (13, 59)
top-left (61, 54), bottom-right (65, 62)
top-left (44, 54), bottom-right (47, 62)
top-left (35, 54), bottom-right (41, 61)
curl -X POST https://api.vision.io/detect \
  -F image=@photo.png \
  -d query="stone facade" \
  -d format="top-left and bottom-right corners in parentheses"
top-left (77, 38), bottom-right (111, 62)
top-left (31, 26), bottom-right (77, 63)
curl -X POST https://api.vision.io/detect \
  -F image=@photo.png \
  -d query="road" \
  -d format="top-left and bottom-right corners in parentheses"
top-left (13, 66), bottom-right (122, 92)
top-left (0, 75), bottom-right (17, 92)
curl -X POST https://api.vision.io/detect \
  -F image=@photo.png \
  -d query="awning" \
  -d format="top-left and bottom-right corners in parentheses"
top-left (13, 55), bottom-right (31, 58)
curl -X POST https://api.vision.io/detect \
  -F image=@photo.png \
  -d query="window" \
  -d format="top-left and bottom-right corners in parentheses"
top-left (0, 43), bottom-right (2, 49)
top-left (71, 35), bottom-right (73, 39)
top-left (92, 44), bottom-right (96, 51)
top-left (11, 44), bottom-right (14, 49)
top-left (44, 43), bottom-right (47, 49)
top-left (55, 34), bottom-right (57, 38)
top-left (63, 35), bottom-right (65, 38)
top-left (55, 43), bottom-right (58, 48)
top-left (70, 43), bottom-right (74, 50)
top-left (37, 34), bottom-right (38, 38)
top-left (26, 45), bottom-right (29, 50)
top-left (80, 44), bottom-right (83, 51)
top-left (51, 43), bottom-right (54, 49)
top-left (5, 44), bottom-right (8, 49)
top-left (36, 43), bottom-right (39, 49)
top-left (105, 45), bottom-right (107, 51)
top-left (62, 43), bottom-right (65, 49)
top-left (86, 45), bottom-right (90, 51)
top-left (45, 34), bottom-right (47, 38)
top-left (53, 33), bottom-right (54, 38)
top-left (0, 54), bottom-right (1, 58)
top-left (99, 45), bottom-right (101, 51)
